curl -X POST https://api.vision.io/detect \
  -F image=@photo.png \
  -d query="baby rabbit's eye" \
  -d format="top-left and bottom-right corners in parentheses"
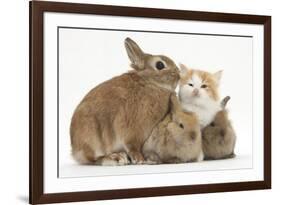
top-left (201, 84), bottom-right (208, 88)
top-left (179, 123), bottom-right (184, 129)
top-left (155, 61), bottom-right (165, 70)
top-left (188, 83), bottom-right (193, 87)
top-left (210, 122), bottom-right (215, 127)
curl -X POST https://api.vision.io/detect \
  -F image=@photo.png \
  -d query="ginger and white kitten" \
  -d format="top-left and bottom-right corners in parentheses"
top-left (179, 64), bottom-right (223, 129)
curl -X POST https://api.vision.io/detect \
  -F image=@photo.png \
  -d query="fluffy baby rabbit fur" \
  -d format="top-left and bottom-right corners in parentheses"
top-left (202, 96), bottom-right (236, 160)
top-left (70, 38), bottom-right (180, 165)
top-left (142, 94), bottom-right (203, 164)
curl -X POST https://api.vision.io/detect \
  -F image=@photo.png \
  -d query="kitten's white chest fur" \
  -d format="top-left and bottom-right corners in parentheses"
top-left (181, 98), bottom-right (221, 129)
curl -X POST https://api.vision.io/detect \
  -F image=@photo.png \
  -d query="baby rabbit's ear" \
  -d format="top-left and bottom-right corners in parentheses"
top-left (125, 38), bottom-right (145, 71)
top-left (221, 96), bottom-right (231, 109)
top-left (179, 63), bottom-right (189, 77)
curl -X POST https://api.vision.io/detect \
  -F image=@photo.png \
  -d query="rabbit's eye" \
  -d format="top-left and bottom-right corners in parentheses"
top-left (201, 84), bottom-right (207, 88)
top-left (210, 122), bottom-right (215, 127)
top-left (188, 83), bottom-right (193, 87)
top-left (179, 123), bottom-right (184, 129)
top-left (155, 61), bottom-right (165, 70)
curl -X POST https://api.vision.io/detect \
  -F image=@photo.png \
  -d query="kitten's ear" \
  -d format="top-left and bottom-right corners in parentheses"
top-left (179, 63), bottom-right (189, 77)
top-left (213, 70), bottom-right (223, 84)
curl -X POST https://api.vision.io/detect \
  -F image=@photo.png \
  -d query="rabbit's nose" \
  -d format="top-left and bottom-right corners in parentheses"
top-left (174, 65), bottom-right (180, 71)
top-left (189, 131), bottom-right (197, 141)
top-left (171, 71), bottom-right (180, 78)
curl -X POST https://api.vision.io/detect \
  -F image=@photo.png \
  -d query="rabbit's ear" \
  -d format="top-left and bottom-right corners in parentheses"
top-left (221, 96), bottom-right (230, 109)
top-left (125, 38), bottom-right (145, 70)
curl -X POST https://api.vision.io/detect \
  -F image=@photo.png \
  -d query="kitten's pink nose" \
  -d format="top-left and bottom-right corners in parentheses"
top-left (192, 88), bottom-right (199, 96)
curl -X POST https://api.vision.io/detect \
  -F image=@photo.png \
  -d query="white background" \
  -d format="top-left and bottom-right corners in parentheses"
top-left (58, 18), bottom-right (254, 178)
top-left (0, 0), bottom-right (279, 204)
top-left (60, 26), bottom-right (253, 162)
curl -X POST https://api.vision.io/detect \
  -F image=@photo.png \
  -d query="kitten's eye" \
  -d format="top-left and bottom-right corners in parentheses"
top-left (179, 123), bottom-right (184, 129)
top-left (188, 83), bottom-right (193, 87)
top-left (201, 84), bottom-right (208, 88)
top-left (155, 61), bottom-right (165, 70)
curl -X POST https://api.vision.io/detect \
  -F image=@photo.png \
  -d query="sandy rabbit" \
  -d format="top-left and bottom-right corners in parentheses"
top-left (202, 96), bottom-right (236, 160)
top-left (142, 93), bottom-right (203, 164)
top-left (70, 38), bottom-right (180, 165)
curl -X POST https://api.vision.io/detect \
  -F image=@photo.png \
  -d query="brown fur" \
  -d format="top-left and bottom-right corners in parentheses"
top-left (70, 38), bottom-right (180, 165)
top-left (142, 94), bottom-right (203, 164)
top-left (202, 96), bottom-right (236, 160)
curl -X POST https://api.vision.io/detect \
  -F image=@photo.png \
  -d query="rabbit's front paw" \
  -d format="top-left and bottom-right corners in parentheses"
top-left (100, 152), bottom-right (130, 166)
top-left (128, 151), bottom-right (145, 165)
top-left (113, 152), bottom-right (131, 165)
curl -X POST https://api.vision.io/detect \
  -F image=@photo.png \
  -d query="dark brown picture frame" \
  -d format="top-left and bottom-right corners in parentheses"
top-left (29, 0), bottom-right (271, 204)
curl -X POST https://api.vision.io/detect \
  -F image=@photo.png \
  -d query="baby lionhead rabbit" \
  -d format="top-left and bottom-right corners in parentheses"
top-left (70, 38), bottom-right (180, 165)
top-left (179, 64), bottom-right (223, 129)
top-left (142, 94), bottom-right (203, 164)
top-left (202, 96), bottom-right (236, 160)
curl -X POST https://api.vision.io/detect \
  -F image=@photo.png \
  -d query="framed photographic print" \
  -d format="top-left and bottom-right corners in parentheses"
top-left (29, 0), bottom-right (271, 204)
